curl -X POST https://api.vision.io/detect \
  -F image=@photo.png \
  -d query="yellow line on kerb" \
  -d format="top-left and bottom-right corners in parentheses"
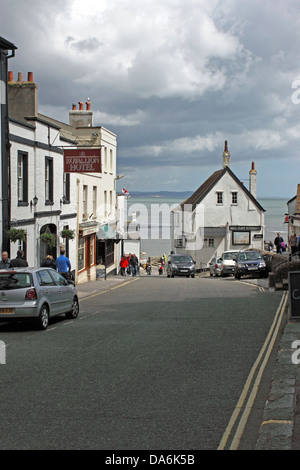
top-left (217, 291), bottom-right (288, 450)
top-left (261, 420), bottom-right (292, 426)
top-left (80, 277), bottom-right (139, 302)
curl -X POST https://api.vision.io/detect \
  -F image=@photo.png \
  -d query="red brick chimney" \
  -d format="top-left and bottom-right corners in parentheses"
top-left (69, 99), bottom-right (93, 128)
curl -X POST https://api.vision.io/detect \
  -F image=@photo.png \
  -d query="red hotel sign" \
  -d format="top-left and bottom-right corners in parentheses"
top-left (64, 148), bottom-right (101, 173)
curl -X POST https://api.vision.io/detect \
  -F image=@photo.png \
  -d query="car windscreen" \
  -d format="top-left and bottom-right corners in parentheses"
top-left (172, 256), bottom-right (193, 264)
top-left (223, 252), bottom-right (238, 260)
top-left (0, 272), bottom-right (32, 290)
top-left (238, 252), bottom-right (262, 261)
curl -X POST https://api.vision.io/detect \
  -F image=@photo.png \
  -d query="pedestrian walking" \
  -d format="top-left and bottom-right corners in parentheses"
top-left (130, 254), bottom-right (138, 276)
top-left (274, 232), bottom-right (284, 254)
top-left (10, 250), bottom-right (28, 267)
top-left (56, 249), bottom-right (71, 280)
top-left (42, 255), bottom-right (57, 270)
top-left (0, 251), bottom-right (10, 269)
top-left (146, 261), bottom-right (151, 275)
top-left (289, 233), bottom-right (297, 256)
top-left (120, 255), bottom-right (128, 276)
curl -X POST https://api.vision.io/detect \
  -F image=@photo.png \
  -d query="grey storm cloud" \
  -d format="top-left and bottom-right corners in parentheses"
top-left (65, 36), bottom-right (102, 52)
top-left (1, 0), bottom-right (300, 197)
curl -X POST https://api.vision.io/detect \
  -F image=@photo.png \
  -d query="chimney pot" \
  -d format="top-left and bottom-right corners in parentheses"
top-left (8, 71), bottom-right (13, 82)
top-left (27, 72), bottom-right (33, 82)
top-left (78, 101), bottom-right (84, 111)
top-left (17, 72), bottom-right (23, 82)
top-left (249, 161), bottom-right (257, 198)
top-left (222, 140), bottom-right (230, 168)
top-left (86, 101), bottom-right (91, 111)
top-left (72, 103), bottom-right (77, 110)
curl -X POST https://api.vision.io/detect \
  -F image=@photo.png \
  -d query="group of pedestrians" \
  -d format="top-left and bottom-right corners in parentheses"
top-left (120, 253), bottom-right (139, 276)
top-left (0, 250), bottom-right (28, 268)
top-left (42, 249), bottom-right (71, 280)
top-left (273, 231), bottom-right (300, 257)
top-left (0, 248), bottom-right (72, 281)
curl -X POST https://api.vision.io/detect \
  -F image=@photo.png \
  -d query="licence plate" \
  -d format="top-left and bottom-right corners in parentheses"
top-left (248, 267), bottom-right (257, 271)
top-left (0, 308), bottom-right (15, 314)
top-left (180, 270), bottom-right (188, 272)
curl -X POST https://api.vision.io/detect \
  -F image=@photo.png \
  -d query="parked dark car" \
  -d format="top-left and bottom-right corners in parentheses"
top-left (234, 251), bottom-right (267, 279)
top-left (0, 267), bottom-right (79, 330)
top-left (167, 254), bottom-right (195, 278)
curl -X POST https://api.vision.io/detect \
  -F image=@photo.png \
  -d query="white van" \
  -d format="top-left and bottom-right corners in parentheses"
top-left (221, 250), bottom-right (239, 276)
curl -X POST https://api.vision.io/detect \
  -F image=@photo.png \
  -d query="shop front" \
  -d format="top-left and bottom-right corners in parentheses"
top-left (77, 221), bottom-right (97, 284)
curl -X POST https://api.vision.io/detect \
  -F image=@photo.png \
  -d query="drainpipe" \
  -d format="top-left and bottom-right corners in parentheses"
top-left (76, 178), bottom-right (80, 283)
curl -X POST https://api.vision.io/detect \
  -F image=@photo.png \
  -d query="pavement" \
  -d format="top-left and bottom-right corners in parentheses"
top-left (75, 269), bottom-right (300, 450)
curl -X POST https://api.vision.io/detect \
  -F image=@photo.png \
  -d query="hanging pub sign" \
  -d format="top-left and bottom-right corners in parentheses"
top-left (64, 148), bottom-right (101, 173)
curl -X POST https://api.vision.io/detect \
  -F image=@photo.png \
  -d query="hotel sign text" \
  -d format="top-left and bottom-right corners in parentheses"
top-left (64, 148), bottom-right (101, 173)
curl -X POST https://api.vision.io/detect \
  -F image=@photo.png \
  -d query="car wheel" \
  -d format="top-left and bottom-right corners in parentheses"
top-left (35, 304), bottom-right (49, 330)
top-left (66, 297), bottom-right (79, 319)
top-left (191, 274), bottom-right (195, 278)
top-left (235, 272), bottom-right (241, 280)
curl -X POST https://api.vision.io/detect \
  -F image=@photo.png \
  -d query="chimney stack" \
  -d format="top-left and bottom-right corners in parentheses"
top-left (69, 99), bottom-right (93, 128)
top-left (249, 162), bottom-right (257, 198)
top-left (8, 71), bottom-right (38, 123)
top-left (222, 140), bottom-right (230, 168)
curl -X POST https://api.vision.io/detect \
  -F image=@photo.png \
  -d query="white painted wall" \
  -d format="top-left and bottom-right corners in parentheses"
top-left (172, 170), bottom-right (265, 268)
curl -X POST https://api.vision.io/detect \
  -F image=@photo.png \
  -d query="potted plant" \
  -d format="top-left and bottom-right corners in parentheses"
top-left (60, 228), bottom-right (75, 240)
top-left (7, 228), bottom-right (27, 243)
top-left (40, 232), bottom-right (56, 248)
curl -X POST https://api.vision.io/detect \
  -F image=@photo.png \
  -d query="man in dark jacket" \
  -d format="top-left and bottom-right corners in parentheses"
top-left (274, 232), bottom-right (284, 255)
top-left (10, 250), bottom-right (28, 267)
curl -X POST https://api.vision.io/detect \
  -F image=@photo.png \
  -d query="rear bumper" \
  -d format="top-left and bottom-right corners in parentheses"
top-left (0, 302), bottom-right (39, 319)
top-left (222, 266), bottom-right (235, 274)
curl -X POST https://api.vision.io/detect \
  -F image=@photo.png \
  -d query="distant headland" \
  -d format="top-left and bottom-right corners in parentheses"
top-left (128, 191), bottom-right (193, 198)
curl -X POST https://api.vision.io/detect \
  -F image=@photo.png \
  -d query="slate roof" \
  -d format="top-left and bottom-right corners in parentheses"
top-left (179, 166), bottom-right (265, 212)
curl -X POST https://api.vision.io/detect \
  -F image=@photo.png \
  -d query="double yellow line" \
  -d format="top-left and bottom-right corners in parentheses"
top-left (218, 290), bottom-right (289, 450)
top-left (80, 277), bottom-right (139, 302)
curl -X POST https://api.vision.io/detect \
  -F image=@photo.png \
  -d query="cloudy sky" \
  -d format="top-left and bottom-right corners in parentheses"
top-left (2, 0), bottom-right (300, 198)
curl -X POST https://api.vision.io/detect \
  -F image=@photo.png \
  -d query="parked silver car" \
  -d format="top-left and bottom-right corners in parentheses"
top-left (0, 267), bottom-right (79, 330)
top-left (209, 257), bottom-right (222, 277)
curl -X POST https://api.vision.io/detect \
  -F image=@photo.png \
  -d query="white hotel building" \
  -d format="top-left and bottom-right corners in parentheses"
top-left (8, 71), bottom-right (121, 283)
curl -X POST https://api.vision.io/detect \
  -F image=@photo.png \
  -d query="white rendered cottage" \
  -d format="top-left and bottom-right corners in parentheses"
top-left (171, 142), bottom-right (265, 269)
